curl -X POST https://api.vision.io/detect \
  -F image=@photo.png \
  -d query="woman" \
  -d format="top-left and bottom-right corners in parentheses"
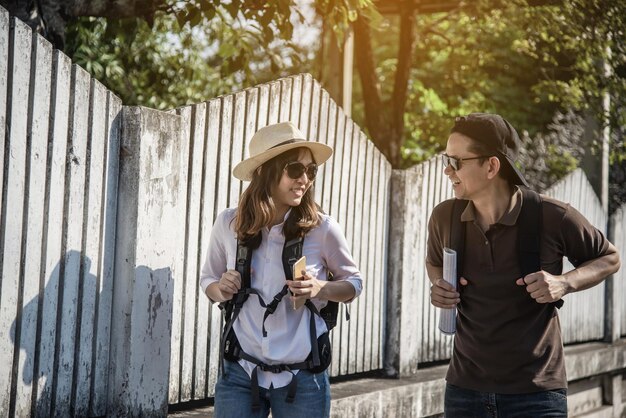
top-left (200, 121), bottom-right (362, 418)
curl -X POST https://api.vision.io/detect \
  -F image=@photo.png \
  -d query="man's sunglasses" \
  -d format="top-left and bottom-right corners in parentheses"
top-left (442, 154), bottom-right (491, 171)
top-left (284, 161), bottom-right (318, 180)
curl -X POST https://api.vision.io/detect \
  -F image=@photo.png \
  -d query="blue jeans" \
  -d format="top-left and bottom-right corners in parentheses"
top-left (214, 360), bottom-right (331, 418)
top-left (445, 384), bottom-right (568, 417)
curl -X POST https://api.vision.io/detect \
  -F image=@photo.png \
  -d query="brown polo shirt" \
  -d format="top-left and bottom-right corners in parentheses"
top-left (426, 188), bottom-right (611, 393)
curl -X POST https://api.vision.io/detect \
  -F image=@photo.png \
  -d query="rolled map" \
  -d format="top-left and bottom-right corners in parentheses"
top-left (438, 247), bottom-right (457, 335)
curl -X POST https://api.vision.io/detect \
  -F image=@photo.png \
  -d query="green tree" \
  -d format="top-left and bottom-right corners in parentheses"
top-left (351, 0), bottom-right (625, 201)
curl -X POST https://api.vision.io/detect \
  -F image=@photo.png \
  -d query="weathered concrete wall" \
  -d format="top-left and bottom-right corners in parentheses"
top-left (108, 107), bottom-right (184, 417)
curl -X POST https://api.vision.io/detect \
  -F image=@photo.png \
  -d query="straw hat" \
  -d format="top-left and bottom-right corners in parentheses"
top-left (233, 121), bottom-right (333, 181)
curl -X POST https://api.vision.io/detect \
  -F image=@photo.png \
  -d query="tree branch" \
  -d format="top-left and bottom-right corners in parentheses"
top-left (354, 12), bottom-right (390, 160)
top-left (390, 6), bottom-right (416, 167)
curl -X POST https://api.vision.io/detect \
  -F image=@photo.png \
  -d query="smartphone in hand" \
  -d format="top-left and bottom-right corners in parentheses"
top-left (292, 256), bottom-right (306, 310)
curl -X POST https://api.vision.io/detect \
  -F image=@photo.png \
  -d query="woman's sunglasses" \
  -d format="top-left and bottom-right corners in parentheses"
top-left (284, 161), bottom-right (318, 180)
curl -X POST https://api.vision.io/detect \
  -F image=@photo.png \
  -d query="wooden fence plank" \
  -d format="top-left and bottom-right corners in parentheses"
top-left (166, 106), bottom-right (191, 403)
top-left (229, 91), bottom-right (246, 205)
top-left (374, 154), bottom-right (389, 369)
top-left (353, 130), bottom-right (367, 374)
top-left (323, 101), bottom-right (340, 377)
top-left (268, 81), bottom-right (280, 125)
top-left (345, 123), bottom-right (359, 375)
top-left (320, 95), bottom-right (335, 212)
top-left (0, 17), bottom-right (31, 416)
top-left (180, 104), bottom-right (204, 402)
top-left (74, 79), bottom-right (107, 416)
top-left (362, 139), bottom-right (374, 371)
top-left (92, 92), bottom-right (121, 415)
top-left (279, 77), bottom-right (292, 123)
top-left (299, 74), bottom-right (313, 136)
top-left (35, 50), bottom-right (71, 417)
top-left (13, 31), bottom-right (52, 418)
top-left (202, 99), bottom-right (223, 397)
top-left (290, 75), bottom-right (302, 126)
top-left (313, 88), bottom-right (328, 205)
top-left (54, 64), bottom-right (90, 416)
top-left (191, 103), bottom-right (210, 400)
top-left (613, 207), bottom-right (626, 336)
top-left (243, 88), bottom-right (259, 161)
top-left (0, 8), bottom-right (8, 221)
top-left (216, 96), bottom-right (233, 213)
top-left (257, 83), bottom-right (270, 130)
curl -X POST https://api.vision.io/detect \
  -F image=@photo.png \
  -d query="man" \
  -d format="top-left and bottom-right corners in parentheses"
top-left (426, 113), bottom-right (621, 417)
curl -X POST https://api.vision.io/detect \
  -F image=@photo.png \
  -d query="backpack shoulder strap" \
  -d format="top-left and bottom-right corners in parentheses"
top-left (517, 188), bottom-right (564, 309)
top-left (236, 240), bottom-right (253, 290)
top-left (517, 188), bottom-right (542, 277)
top-left (450, 199), bottom-right (469, 279)
top-left (282, 236), bottom-right (304, 280)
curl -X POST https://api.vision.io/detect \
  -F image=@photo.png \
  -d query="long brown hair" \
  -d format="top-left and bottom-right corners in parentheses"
top-left (234, 147), bottom-right (321, 243)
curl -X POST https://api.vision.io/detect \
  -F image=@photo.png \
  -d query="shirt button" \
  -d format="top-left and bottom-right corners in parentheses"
top-left (485, 240), bottom-right (489, 245)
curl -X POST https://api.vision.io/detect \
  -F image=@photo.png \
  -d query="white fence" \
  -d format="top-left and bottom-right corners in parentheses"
top-left (1, 5), bottom-right (625, 416)
top-left (166, 74), bottom-right (391, 403)
top-left (0, 11), bottom-right (121, 417)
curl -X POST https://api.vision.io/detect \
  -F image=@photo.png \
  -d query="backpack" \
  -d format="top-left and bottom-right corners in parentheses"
top-left (219, 234), bottom-right (344, 411)
top-left (449, 187), bottom-right (564, 309)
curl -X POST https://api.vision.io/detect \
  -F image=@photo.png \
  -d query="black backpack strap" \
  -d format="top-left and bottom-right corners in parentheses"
top-left (450, 199), bottom-right (469, 280)
top-left (518, 188), bottom-right (541, 277)
top-left (236, 240), bottom-right (252, 289)
top-left (518, 188), bottom-right (564, 309)
top-left (282, 236), bottom-right (304, 280)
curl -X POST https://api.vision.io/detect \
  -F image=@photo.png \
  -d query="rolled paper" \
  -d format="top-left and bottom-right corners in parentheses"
top-left (439, 247), bottom-right (457, 335)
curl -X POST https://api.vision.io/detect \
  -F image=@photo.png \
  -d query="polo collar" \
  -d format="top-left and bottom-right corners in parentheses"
top-left (459, 187), bottom-right (522, 226)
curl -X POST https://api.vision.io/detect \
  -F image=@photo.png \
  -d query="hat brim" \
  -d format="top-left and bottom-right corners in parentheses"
top-left (503, 154), bottom-right (529, 187)
top-left (233, 141), bottom-right (333, 181)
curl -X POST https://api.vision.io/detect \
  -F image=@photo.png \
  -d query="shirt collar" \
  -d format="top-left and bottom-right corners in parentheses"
top-left (267, 208), bottom-right (292, 234)
top-left (459, 187), bottom-right (522, 226)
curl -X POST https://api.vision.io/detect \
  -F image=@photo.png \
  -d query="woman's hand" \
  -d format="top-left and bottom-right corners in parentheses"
top-left (287, 270), bottom-right (325, 304)
top-left (287, 270), bottom-right (356, 304)
top-left (206, 269), bottom-right (241, 302)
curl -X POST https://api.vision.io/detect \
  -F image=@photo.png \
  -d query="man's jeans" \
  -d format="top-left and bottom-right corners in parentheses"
top-left (445, 383), bottom-right (568, 417)
top-left (214, 360), bottom-right (331, 418)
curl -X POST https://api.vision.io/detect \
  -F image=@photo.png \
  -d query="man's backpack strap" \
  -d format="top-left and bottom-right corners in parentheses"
top-left (450, 199), bottom-right (469, 280)
top-left (518, 188), bottom-right (564, 309)
top-left (518, 188), bottom-right (541, 277)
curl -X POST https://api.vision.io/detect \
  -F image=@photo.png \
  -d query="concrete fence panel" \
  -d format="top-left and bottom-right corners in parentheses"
top-left (0, 11), bottom-right (122, 416)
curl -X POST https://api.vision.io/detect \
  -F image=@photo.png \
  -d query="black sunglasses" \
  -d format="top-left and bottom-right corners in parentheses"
top-left (442, 153), bottom-right (491, 171)
top-left (284, 161), bottom-right (318, 180)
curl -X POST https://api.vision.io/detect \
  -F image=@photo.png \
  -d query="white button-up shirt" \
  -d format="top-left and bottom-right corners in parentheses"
top-left (200, 208), bottom-right (362, 389)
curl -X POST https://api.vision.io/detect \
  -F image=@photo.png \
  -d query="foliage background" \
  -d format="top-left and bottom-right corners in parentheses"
top-left (62, 0), bottom-right (625, 212)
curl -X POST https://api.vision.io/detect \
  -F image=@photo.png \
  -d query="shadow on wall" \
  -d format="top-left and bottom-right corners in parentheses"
top-left (9, 250), bottom-right (174, 417)
top-left (9, 250), bottom-right (104, 417)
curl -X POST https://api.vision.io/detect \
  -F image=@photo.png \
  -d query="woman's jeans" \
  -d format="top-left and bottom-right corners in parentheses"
top-left (445, 383), bottom-right (568, 417)
top-left (214, 360), bottom-right (331, 418)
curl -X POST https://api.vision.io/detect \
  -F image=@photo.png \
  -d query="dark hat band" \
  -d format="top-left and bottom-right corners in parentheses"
top-left (270, 138), bottom-right (305, 149)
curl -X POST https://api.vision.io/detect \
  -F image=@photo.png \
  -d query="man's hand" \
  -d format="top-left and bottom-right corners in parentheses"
top-left (430, 277), bottom-right (468, 308)
top-left (516, 271), bottom-right (569, 303)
